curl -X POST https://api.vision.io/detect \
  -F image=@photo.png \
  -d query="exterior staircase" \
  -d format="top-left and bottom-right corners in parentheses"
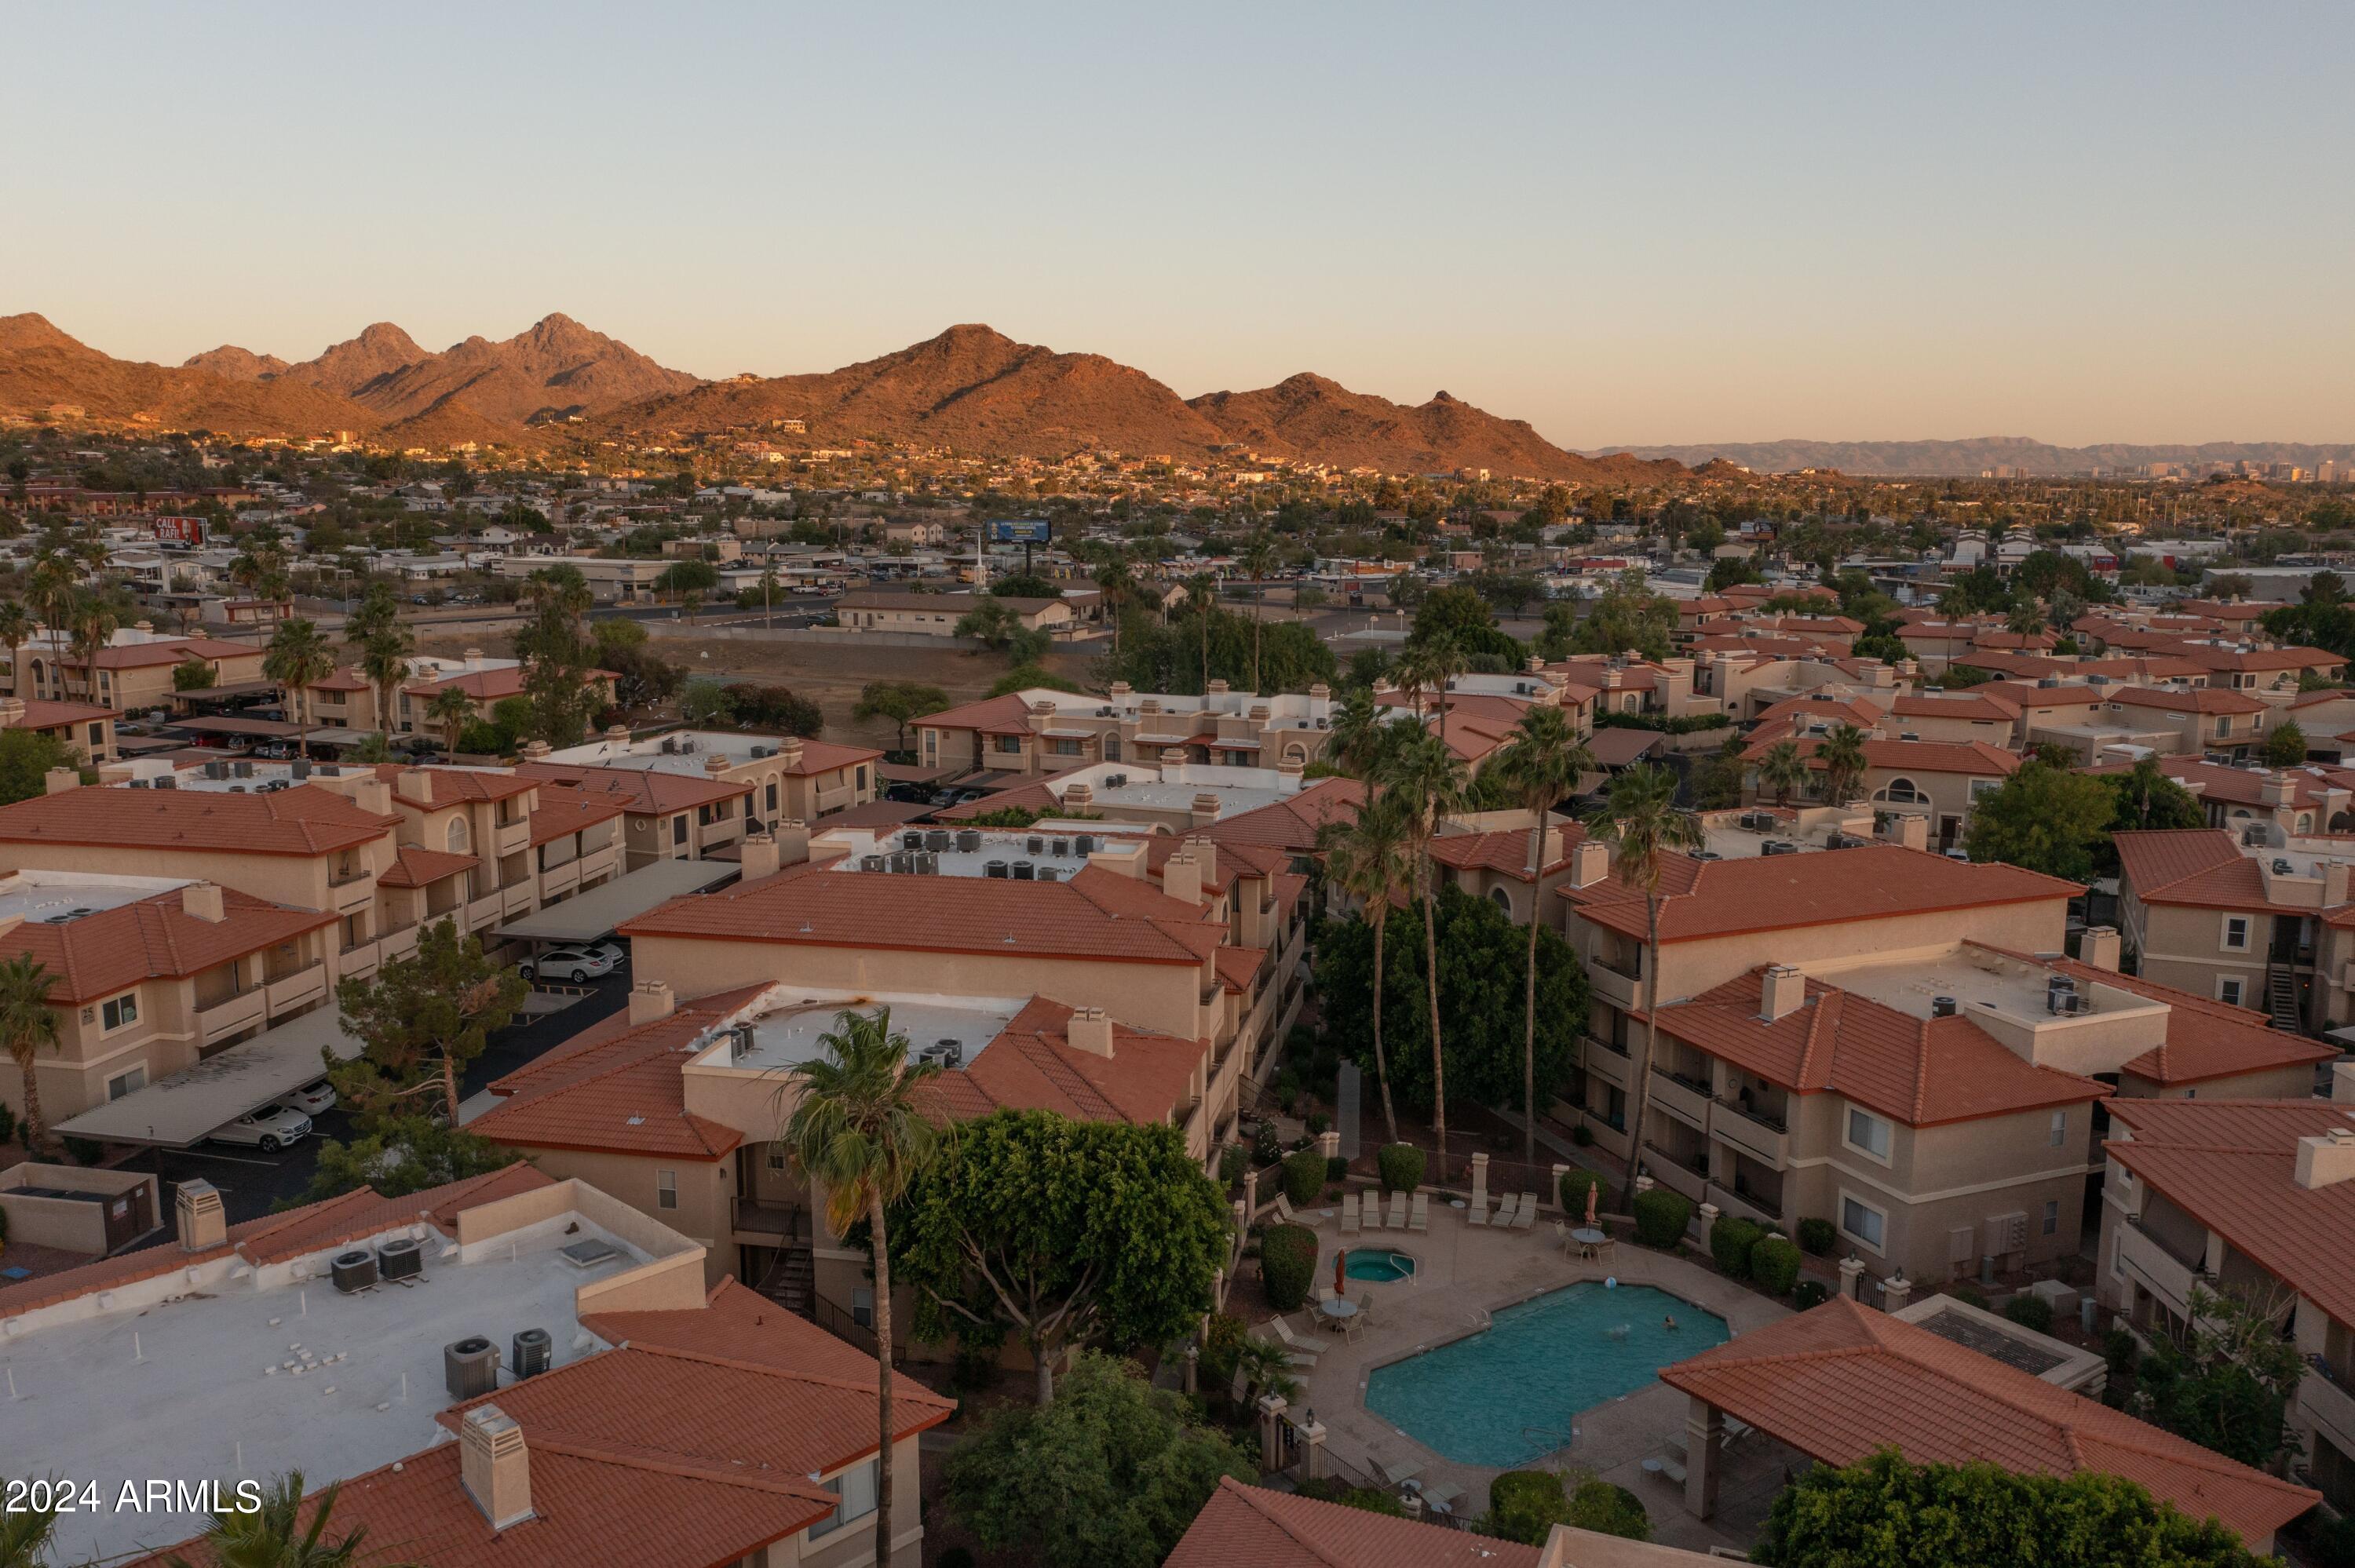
top-left (2265, 963), bottom-right (2302, 1033)
top-left (754, 1242), bottom-right (816, 1318)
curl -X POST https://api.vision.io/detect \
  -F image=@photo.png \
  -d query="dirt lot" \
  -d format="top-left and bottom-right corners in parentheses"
top-left (413, 627), bottom-right (1097, 752)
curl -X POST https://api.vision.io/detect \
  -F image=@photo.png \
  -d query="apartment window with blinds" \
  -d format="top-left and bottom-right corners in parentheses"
top-left (2043, 1199), bottom-right (2060, 1236)
top-left (101, 993), bottom-right (139, 1031)
top-left (1840, 1194), bottom-right (1886, 1252)
top-left (1844, 1107), bottom-right (1892, 1162)
top-left (655, 1170), bottom-right (677, 1210)
top-left (809, 1459), bottom-right (878, 1540)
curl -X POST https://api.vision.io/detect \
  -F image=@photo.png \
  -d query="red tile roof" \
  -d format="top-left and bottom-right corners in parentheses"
top-left (1660, 1298), bottom-right (2316, 1548)
top-left (2112, 829), bottom-right (2275, 914)
top-left (0, 782), bottom-right (396, 856)
top-left (514, 760), bottom-right (749, 813)
top-left (1167, 1477), bottom-right (1541, 1568)
top-left (0, 884), bottom-right (334, 1005)
top-left (918, 995), bottom-right (1205, 1126)
top-left (476, 986), bottom-right (769, 1160)
top-left (4, 697), bottom-right (114, 731)
top-left (1197, 778), bottom-right (1364, 853)
top-left (2011, 950), bottom-right (2335, 1085)
top-left (2107, 684), bottom-right (2269, 717)
top-left (528, 782), bottom-right (627, 845)
top-left (378, 844), bottom-right (481, 890)
top-left (89, 636), bottom-right (261, 670)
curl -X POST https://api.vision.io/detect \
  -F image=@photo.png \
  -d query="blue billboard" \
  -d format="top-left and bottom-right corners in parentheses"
top-left (988, 518), bottom-right (1052, 545)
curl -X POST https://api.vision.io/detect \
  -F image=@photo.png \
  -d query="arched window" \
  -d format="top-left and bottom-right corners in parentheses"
top-left (1489, 888), bottom-right (1513, 913)
top-left (446, 818), bottom-right (469, 853)
top-left (1879, 777), bottom-right (1925, 805)
top-left (2298, 812), bottom-right (2314, 833)
top-left (1283, 743), bottom-right (1307, 764)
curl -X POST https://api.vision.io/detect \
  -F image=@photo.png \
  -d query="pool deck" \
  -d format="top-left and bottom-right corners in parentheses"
top-left (1272, 1201), bottom-right (1792, 1554)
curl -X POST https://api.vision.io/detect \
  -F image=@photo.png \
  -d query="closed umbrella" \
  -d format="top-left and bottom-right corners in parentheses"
top-left (1584, 1180), bottom-right (1598, 1228)
top-left (1334, 1249), bottom-right (1347, 1298)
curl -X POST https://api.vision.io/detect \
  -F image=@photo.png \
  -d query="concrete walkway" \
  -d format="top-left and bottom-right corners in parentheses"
top-left (1263, 1202), bottom-right (1787, 1552)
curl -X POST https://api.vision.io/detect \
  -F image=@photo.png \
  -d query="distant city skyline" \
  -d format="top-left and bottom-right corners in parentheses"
top-left (5, 2), bottom-right (2351, 448)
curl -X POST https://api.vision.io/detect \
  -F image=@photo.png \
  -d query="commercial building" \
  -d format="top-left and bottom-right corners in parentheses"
top-left (915, 683), bottom-right (1336, 776)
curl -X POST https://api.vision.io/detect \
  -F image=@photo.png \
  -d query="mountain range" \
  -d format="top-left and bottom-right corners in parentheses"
top-left (1587, 436), bottom-right (2355, 477)
top-left (0, 312), bottom-right (1677, 480)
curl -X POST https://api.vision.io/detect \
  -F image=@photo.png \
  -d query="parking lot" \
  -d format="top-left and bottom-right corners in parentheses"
top-left (119, 970), bottom-right (633, 1225)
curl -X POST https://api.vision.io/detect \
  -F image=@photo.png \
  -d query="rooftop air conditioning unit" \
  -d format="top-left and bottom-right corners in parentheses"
top-left (1105, 773), bottom-right (1126, 788)
top-left (129, 778), bottom-right (149, 789)
top-left (1930, 996), bottom-right (1958, 1018)
top-left (204, 759), bottom-right (226, 779)
top-left (377, 1237), bottom-right (425, 1282)
top-left (290, 759), bottom-right (311, 779)
top-left (926, 830), bottom-right (951, 851)
top-left (750, 744), bottom-right (773, 759)
top-left (444, 1336), bottom-right (500, 1399)
top-left (511, 1328), bottom-right (552, 1380)
top-left (2274, 858), bottom-right (2295, 874)
top-left (1013, 862), bottom-right (1035, 881)
top-left (1050, 837), bottom-right (1069, 857)
top-left (984, 860), bottom-right (1010, 879)
top-left (919, 1039), bottom-right (964, 1069)
top-left (902, 831), bottom-right (924, 851)
top-left (234, 760), bottom-right (254, 779)
top-left (956, 830), bottom-right (981, 852)
top-left (330, 1249), bottom-right (378, 1294)
top-left (1761, 840), bottom-right (1799, 856)
top-left (1038, 866), bottom-right (1062, 882)
top-left (156, 776), bottom-right (177, 789)
top-left (888, 851), bottom-right (913, 874)
top-left (1026, 835), bottom-right (1046, 855)
top-left (862, 854), bottom-right (886, 872)
top-left (1074, 834), bottom-right (1096, 855)
top-left (915, 851), bottom-right (939, 874)
top-left (660, 736), bottom-right (678, 753)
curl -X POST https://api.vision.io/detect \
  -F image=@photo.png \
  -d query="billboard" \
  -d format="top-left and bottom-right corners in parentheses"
top-left (988, 519), bottom-right (1051, 545)
top-left (153, 515), bottom-right (206, 546)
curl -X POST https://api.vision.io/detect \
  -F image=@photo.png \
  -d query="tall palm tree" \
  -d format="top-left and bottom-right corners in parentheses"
top-left (425, 686), bottom-right (476, 762)
top-left (1325, 687), bottom-right (1394, 804)
top-left (165, 1471), bottom-right (407, 1568)
top-left (757, 562), bottom-right (782, 632)
top-left (1316, 793), bottom-right (1416, 1144)
top-left (1816, 723), bottom-right (1870, 806)
top-left (356, 625), bottom-right (414, 742)
top-left (0, 598), bottom-right (31, 698)
top-left (25, 553), bottom-right (78, 672)
top-left (776, 1008), bottom-right (944, 1568)
top-left (66, 589), bottom-right (121, 704)
top-left (1495, 707), bottom-right (1594, 1165)
top-left (0, 1480), bottom-right (57, 1568)
top-left (0, 955), bottom-right (58, 1154)
top-left (1242, 532), bottom-right (1278, 693)
top-left (1583, 765), bottom-right (1703, 1205)
top-left (1094, 553), bottom-right (1135, 657)
top-left (1381, 731), bottom-right (1470, 1169)
top-left (1399, 633), bottom-right (1469, 749)
top-left (1756, 738), bottom-right (1807, 807)
top-left (262, 618), bottom-right (336, 760)
top-left (1183, 572), bottom-right (1220, 693)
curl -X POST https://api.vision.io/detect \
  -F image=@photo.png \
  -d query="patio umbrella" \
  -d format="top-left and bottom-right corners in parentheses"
top-left (1334, 1249), bottom-right (1347, 1297)
top-left (1584, 1181), bottom-right (1598, 1228)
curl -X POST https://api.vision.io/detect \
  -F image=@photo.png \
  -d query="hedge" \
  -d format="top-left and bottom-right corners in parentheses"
top-left (1558, 1167), bottom-right (1605, 1216)
top-left (1797, 1216), bottom-right (1837, 1256)
top-left (1376, 1143), bottom-right (1426, 1195)
top-left (1632, 1187), bottom-right (1692, 1249)
top-left (2003, 1293), bottom-right (2056, 1334)
top-left (1792, 1278), bottom-right (1830, 1310)
top-left (1565, 1479), bottom-right (1651, 1542)
top-left (1751, 1234), bottom-right (1803, 1296)
top-left (1261, 1223), bottom-right (1319, 1311)
top-left (1709, 1216), bottom-right (1765, 1280)
top-left (1281, 1149), bottom-right (1327, 1209)
top-left (1486, 1471), bottom-right (1572, 1545)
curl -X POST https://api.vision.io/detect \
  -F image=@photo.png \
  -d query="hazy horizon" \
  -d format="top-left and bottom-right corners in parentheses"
top-left (6, 2), bottom-right (2350, 450)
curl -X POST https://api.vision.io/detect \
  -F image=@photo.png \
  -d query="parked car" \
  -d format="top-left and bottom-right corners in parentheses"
top-left (587, 940), bottom-right (626, 968)
top-left (518, 946), bottom-right (616, 983)
top-left (212, 1106), bottom-right (313, 1152)
top-left (276, 1079), bottom-right (337, 1117)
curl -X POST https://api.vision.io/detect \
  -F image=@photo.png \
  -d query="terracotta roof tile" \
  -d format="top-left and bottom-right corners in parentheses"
top-left (0, 885), bottom-right (333, 1005)
top-left (0, 782), bottom-right (396, 857)
top-left (1168, 1478), bottom-right (1542, 1568)
top-left (515, 760), bottom-right (750, 814)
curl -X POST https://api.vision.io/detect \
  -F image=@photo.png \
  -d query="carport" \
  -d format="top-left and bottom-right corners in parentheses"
top-left (52, 1010), bottom-right (363, 1150)
top-left (492, 858), bottom-right (739, 946)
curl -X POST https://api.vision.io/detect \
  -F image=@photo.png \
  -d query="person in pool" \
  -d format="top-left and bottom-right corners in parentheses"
top-left (1664, 1314), bottom-right (1678, 1330)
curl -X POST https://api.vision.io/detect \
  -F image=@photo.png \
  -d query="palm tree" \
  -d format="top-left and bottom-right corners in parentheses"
top-left (1316, 793), bottom-right (1416, 1144)
top-left (24, 553), bottom-right (77, 680)
top-left (166, 1471), bottom-right (407, 1568)
top-left (1583, 765), bottom-right (1703, 1205)
top-left (1399, 633), bottom-right (1469, 750)
top-left (1231, 1334), bottom-right (1302, 1404)
top-left (1183, 572), bottom-right (1220, 692)
top-left (1495, 707), bottom-right (1594, 1165)
top-left (1, 1481), bottom-right (57, 1568)
top-left (66, 589), bottom-right (121, 705)
top-left (425, 686), bottom-right (476, 762)
top-left (1094, 554), bottom-right (1135, 657)
top-left (1815, 723), bottom-right (1870, 806)
top-left (356, 625), bottom-right (414, 742)
top-left (262, 618), bottom-right (336, 760)
top-left (0, 955), bottom-right (58, 1154)
top-left (1326, 686), bottom-right (1395, 803)
top-left (1381, 731), bottom-right (1470, 1169)
top-left (1243, 532), bottom-right (1278, 693)
top-left (1756, 739), bottom-right (1807, 807)
top-left (757, 562), bottom-right (782, 632)
top-left (776, 1008), bottom-right (944, 1566)
top-left (0, 598), bottom-right (31, 698)
top-left (2006, 601), bottom-right (2046, 639)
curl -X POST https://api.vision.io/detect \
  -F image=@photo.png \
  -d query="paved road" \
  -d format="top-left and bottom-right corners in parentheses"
top-left (120, 971), bottom-right (634, 1226)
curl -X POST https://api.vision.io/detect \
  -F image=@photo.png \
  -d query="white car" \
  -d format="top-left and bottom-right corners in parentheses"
top-left (588, 940), bottom-right (626, 969)
top-left (518, 946), bottom-right (616, 983)
top-left (276, 1079), bottom-right (337, 1118)
top-left (213, 1106), bottom-right (313, 1152)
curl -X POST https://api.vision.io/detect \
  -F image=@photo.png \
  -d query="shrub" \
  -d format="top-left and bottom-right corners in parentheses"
top-left (1377, 1143), bottom-right (1426, 1195)
top-left (1485, 1470), bottom-right (1572, 1545)
top-left (2003, 1293), bottom-right (2056, 1334)
top-left (938, 1550), bottom-right (975, 1568)
top-left (1272, 1069), bottom-right (1302, 1114)
top-left (1325, 1155), bottom-right (1349, 1183)
top-left (62, 1136), bottom-right (102, 1166)
top-left (1252, 1122), bottom-right (1283, 1166)
top-left (1949, 1283), bottom-right (1989, 1309)
top-left (1710, 1216), bottom-right (1765, 1280)
top-left (1632, 1187), bottom-right (1692, 1249)
top-left (1565, 1479), bottom-right (1650, 1541)
top-left (1792, 1278), bottom-right (1830, 1310)
top-left (1572, 1122), bottom-right (1594, 1147)
top-left (2298, 1509), bottom-right (2355, 1568)
top-left (1558, 1167), bottom-right (1604, 1216)
top-left (1280, 1150), bottom-right (1327, 1209)
top-left (1199, 1311), bottom-right (1247, 1390)
top-left (1304, 1110), bottom-right (1330, 1136)
top-left (1334, 1486), bottom-right (1407, 1517)
top-left (1797, 1216), bottom-right (1837, 1256)
top-left (1218, 1145), bottom-right (1247, 1190)
top-left (2101, 1326), bottom-right (2140, 1383)
top-left (1751, 1234), bottom-right (1803, 1296)
top-left (1260, 1223), bottom-right (1318, 1311)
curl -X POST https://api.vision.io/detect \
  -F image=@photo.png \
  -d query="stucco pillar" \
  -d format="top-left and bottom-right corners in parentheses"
top-left (1241, 1165), bottom-right (1259, 1220)
top-left (1697, 1202), bottom-right (1721, 1254)
top-left (1550, 1163), bottom-right (1571, 1209)
top-left (1470, 1152), bottom-right (1490, 1216)
top-left (1634, 1172), bottom-right (1655, 1197)
top-left (1883, 1272), bottom-right (1911, 1313)
top-left (1685, 1395), bottom-right (1725, 1519)
top-left (1302, 1413), bottom-right (1328, 1481)
top-left (1839, 1255), bottom-right (1866, 1302)
top-left (1182, 1344), bottom-right (1199, 1397)
top-left (1258, 1395), bottom-right (1289, 1474)
top-left (1317, 1130), bottom-right (1339, 1162)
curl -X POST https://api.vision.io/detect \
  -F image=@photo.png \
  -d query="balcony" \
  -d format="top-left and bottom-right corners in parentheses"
top-left (1710, 1180), bottom-right (1784, 1226)
top-left (495, 818), bottom-right (531, 856)
top-left (1711, 1098), bottom-right (1790, 1169)
top-left (1584, 1035), bottom-right (1631, 1089)
top-left (1589, 959), bottom-right (1641, 1012)
top-left (1649, 1067), bottom-right (1711, 1132)
top-left (195, 986), bottom-right (266, 1047)
top-left (467, 895), bottom-right (502, 931)
top-left (330, 874), bottom-right (374, 915)
top-left (1643, 1143), bottom-right (1707, 1205)
top-left (731, 1196), bottom-right (801, 1239)
top-left (502, 881), bottom-right (535, 917)
top-left (263, 963), bottom-right (327, 1017)
top-left (2298, 1362), bottom-right (2355, 1464)
top-left (2116, 1218), bottom-right (2204, 1321)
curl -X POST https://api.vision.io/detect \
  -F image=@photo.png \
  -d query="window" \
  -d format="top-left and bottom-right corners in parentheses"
top-left (2218, 976), bottom-right (2245, 1008)
top-left (1840, 1194), bottom-right (1886, 1252)
top-left (671, 815), bottom-right (688, 846)
top-left (1844, 1107), bottom-right (1892, 1161)
top-left (447, 819), bottom-right (468, 852)
top-left (1051, 738), bottom-right (1082, 757)
top-left (766, 1143), bottom-right (786, 1173)
top-left (106, 1065), bottom-right (147, 1100)
top-left (655, 1170), bottom-right (677, 1210)
top-left (88, 721), bottom-right (103, 746)
top-left (808, 1459), bottom-right (878, 1541)
top-left (2215, 717), bottom-right (2231, 738)
top-left (2048, 1109), bottom-right (2068, 1147)
top-left (765, 780), bottom-right (778, 813)
top-left (995, 735), bottom-right (1022, 754)
top-left (2222, 916), bottom-right (2250, 952)
top-left (852, 1285), bottom-right (874, 1328)
top-left (2042, 1199), bottom-right (2060, 1237)
top-left (1881, 777), bottom-right (1924, 804)
top-left (101, 992), bottom-right (139, 1031)
top-left (855, 765), bottom-right (868, 791)
top-left (1490, 888), bottom-right (1513, 913)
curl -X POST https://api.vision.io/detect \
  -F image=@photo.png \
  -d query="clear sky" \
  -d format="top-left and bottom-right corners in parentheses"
top-left (6, 2), bottom-right (2351, 448)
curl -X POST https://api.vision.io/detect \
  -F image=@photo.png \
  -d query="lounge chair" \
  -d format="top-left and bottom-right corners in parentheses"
top-left (1340, 1192), bottom-right (1360, 1234)
top-left (1270, 1315), bottom-right (1324, 1362)
top-left (1386, 1191), bottom-right (1407, 1228)
top-left (1362, 1193), bottom-right (1384, 1231)
top-left (1409, 1193), bottom-right (1429, 1231)
top-left (1511, 1193), bottom-right (1537, 1230)
top-left (1373, 1450), bottom-right (1423, 1486)
top-left (1271, 1194), bottom-right (1298, 1226)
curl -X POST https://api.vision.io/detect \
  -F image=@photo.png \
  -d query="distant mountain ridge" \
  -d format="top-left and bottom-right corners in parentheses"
top-left (1586, 436), bottom-right (2355, 477)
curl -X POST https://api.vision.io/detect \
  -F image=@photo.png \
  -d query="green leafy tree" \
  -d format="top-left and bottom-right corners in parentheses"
top-left (988, 569), bottom-right (1059, 601)
top-left (2262, 720), bottom-right (2307, 767)
top-left (1315, 793), bottom-right (1417, 1143)
top-left (513, 566), bottom-right (597, 746)
top-left (1484, 1469), bottom-right (1573, 1544)
top-left (0, 728), bottom-right (77, 806)
top-left (680, 677), bottom-right (737, 727)
top-left (778, 1007), bottom-right (944, 1567)
top-left (654, 559), bottom-right (720, 597)
top-left (1752, 1449), bottom-right (2269, 1568)
top-left (942, 1351), bottom-right (1251, 1568)
top-left (165, 1471), bottom-right (412, 1568)
top-left (1494, 706), bottom-right (1594, 1165)
top-left (1964, 761), bottom-right (2118, 881)
top-left (2128, 1284), bottom-right (2309, 1469)
top-left (1409, 585), bottom-right (1521, 665)
top-left (955, 596), bottom-right (1021, 651)
top-left (2101, 756), bottom-right (2207, 840)
top-left (330, 918), bottom-right (528, 1125)
top-left (988, 662), bottom-right (1083, 698)
top-left (172, 657), bottom-right (218, 692)
top-left (853, 680), bottom-right (951, 752)
top-left (296, 1117), bottom-right (520, 1205)
top-left (1572, 570), bottom-right (1678, 662)
top-left (0, 954), bottom-right (60, 1154)
top-left (895, 1109), bottom-right (1231, 1406)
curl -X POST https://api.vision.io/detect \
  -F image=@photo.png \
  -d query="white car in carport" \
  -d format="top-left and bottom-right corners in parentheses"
top-left (211, 1106), bottom-right (313, 1153)
top-left (517, 946), bottom-right (617, 983)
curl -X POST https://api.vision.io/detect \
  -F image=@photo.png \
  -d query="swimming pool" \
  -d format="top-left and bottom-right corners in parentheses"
top-left (1344, 1249), bottom-right (1415, 1282)
top-left (1365, 1282), bottom-right (1727, 1468)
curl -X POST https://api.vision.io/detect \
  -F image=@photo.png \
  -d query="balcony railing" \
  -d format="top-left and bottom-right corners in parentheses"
top-left (1642, 1143), bottom-right (1707, 1205)
top-left (1587, 961), bottom-right (1640, 1012)
top-left (2116, 1218), bottom-right (2204, 1318)
top-left (195, 986), bottom-right (267, 1046)
top-left (263, 963), bottom-right (327, 1016)
top-left (1649, 1067), bottom-right (1711, 1132)
top-left (731, 1196), bottom-right (801, 1238)
top-left (1711, 1098), bottom-right (1791, 1169)
top-left (2298, 1361), bottom-right (2355, 1462)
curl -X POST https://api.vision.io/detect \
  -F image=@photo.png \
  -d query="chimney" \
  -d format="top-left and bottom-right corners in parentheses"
top-left (2334, 1062), bottom-right (2355, 1104)
top-left (180, 881), bottom-right (225, 923)
top-left (1207, 679), bottom-right (1229, 697)
top-left (42, 767), bottom-right (78, 795)
top-left (1759, 964), bottom-right (1806, 1023)
top-left (459, 1404), bottom-right (535, 1530)
top-left (2262, 771), bottom-right (2297, 809)
top-left (2295, 1125), bottom-right (2355, 1191)
top-left (1880, 814), bottom-right (1928, 851)
top-left (773, 818), bottom-right (809, 865)
top-left (0, 696), bottom-right (24, 727)
top-left (2328, 862), bottom-right (2351, 908)
top-left (1065, 1006), bottom-right (1115, 1059)
top-left (1162, 848), bottom-right (1203, 906)
top-left (1309, 682), bottom-right (1331, 702)
top-left (2079, 926), bottom-right (2122, 972)
top-left (604, 724), bottom-right (631, 746)
top-left (1189, 792), bottom-right (1221, 828)
top-left (778, 735), bottom-right (805, 768)
top-left (1572, 839), bottom-right (1610, 888)
top-left (176, 1178), bottom-right (226, 1252)
top-left (1108, 682), bottom-right (1133, 699)
top-left (628, 979), bottom-right (675, 1026)
top-left (1191, 839), bottom-right (1218, 885)
top-left (520, 739), bottom-right (551, 762)
top-left (1276, 753), bottom-right (1304, 779)
top-left (703, 751), bottom-right (731, 776)
top-left (738, 830), bottom-right (780, 881)
top-left (1062, 781), bottom-right (1095, 810)
top-left (463, 647), bottom-right (487, 673)
top-left (404, 769), bottom-right (433, 805)
top-left (133, 620), bottom-right (154, 635)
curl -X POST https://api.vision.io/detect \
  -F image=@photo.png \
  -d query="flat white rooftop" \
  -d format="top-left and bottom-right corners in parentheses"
top-left (696, 990), bottom-right (1028, 1074)
top-left (820, 824), bottom-right (1146, 881)
top-left (1, 1216), bottom-right (644, 1565)
top-left (1811, 944), bottom-right (2154, 1027)
top-left (545, 729), bottom-right (796, 776)
top-left (0, 870), bottom-right (188, 924)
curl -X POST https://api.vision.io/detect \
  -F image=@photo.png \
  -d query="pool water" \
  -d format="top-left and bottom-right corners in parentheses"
top-left (1345, 1250), bottom-right (1415, 1282)
top-left (1365, 1282), bottom-right (1727, 1468)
